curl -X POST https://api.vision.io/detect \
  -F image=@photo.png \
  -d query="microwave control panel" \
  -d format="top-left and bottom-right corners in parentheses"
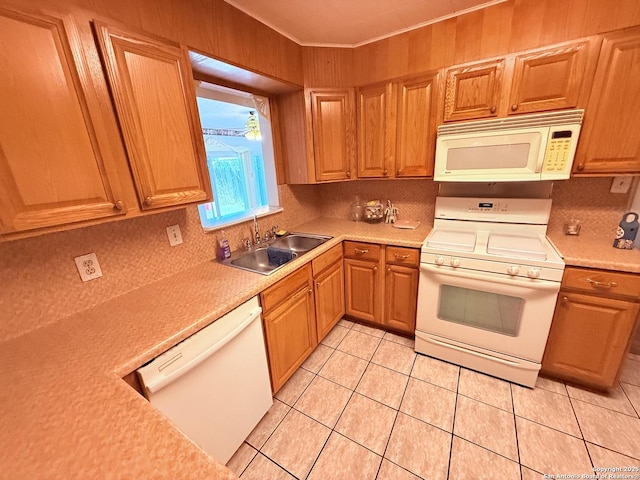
top-left (542, 130), bottom-right (575, 174)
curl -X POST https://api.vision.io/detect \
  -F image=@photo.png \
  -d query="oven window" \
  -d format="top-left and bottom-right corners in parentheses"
top-left (437, 285), bottom-right (523, 336)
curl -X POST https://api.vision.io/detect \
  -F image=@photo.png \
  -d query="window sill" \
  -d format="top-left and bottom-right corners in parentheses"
top-left (200, 205), bottom-right (284, 233)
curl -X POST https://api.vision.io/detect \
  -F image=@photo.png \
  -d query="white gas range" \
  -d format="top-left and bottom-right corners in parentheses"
top-left (415, 196), bottom-right (564, 388)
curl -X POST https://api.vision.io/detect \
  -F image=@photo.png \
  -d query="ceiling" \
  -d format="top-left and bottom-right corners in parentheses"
top-left (224, 0), bottom-right (506, 47)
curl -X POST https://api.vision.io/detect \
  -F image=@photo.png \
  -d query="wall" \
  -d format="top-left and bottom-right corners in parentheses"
top-left (0, 185), bottom-right (320, 342)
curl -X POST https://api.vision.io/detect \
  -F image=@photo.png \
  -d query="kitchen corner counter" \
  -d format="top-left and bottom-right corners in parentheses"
top-left (548, 231), bottom-right (640, 274)
top-left (0, 217), bottom-right (429, 479)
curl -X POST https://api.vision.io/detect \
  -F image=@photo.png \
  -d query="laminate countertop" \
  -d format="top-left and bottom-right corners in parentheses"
top-left (2, 217), bottom-right (637, 479)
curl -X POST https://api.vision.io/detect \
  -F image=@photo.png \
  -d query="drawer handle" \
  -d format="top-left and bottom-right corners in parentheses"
top-left (394, 253), bottom-right (410, 260)
top-left (586, 278), bottom-right (618, 288)
top-left (354, 248), bottom-right (369, 255)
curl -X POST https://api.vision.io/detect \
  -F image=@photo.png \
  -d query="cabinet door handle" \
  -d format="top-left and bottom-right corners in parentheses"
top-left (586, 278), bottom-right (618, 288)
top-left (394, 253), bottom-right (410, 260)
top-left (354, 248), bottom-right (369, 255)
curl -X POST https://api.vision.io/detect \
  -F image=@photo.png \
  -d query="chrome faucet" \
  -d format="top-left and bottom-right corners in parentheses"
top-left (253, 215), bottom-right (261, 245)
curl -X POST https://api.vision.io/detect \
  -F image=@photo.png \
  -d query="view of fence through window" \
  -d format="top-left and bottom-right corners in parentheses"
top-left (195, 90), bottom-right (274, 229)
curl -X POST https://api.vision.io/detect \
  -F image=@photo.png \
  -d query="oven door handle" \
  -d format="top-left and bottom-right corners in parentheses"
top-left (420, 264), bottom-right (560, 291)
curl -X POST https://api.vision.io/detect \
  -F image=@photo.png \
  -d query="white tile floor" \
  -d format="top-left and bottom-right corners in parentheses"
top-left (227, 320), bottom-right (640, 479)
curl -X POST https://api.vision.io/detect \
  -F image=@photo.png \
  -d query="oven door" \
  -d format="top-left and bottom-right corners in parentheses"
top-left (416, 263), bottom-right (559, 362)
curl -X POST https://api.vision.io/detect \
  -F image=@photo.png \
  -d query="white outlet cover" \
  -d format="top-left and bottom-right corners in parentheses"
top-left (610, 176), bottom-right (632, 194)
top-left (166, 224), bottom-right (183, 246)
top-left (74, 253), bottom-right (103, 282)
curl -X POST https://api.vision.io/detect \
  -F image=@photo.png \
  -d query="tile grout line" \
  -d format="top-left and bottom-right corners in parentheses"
top-left (509, 383), bottom-right (523, 480)
top-left (617, 381), bottom-right (640, 418)
top-left (445, 363), bottom-right (461, 480)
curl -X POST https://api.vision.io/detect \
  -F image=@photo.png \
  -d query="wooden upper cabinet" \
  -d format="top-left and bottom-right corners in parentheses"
top-left (356, 72), bottom-right (439, 179)
top-left (357, 83), bottom-right (396, 178)
top-left (0, 7), bottom-right (125, 234)
top-left (574, 27), bottom-right (640, 175)
top-left (93, 22), bottom-right (211, 210)
top-left (396, 73), bottom-right (439, 177)
top-left (509, 40), bottom-right (595, 115)
top-left (310, 89), bottom-right (357, 182)
top-left (444, 59), bottom-right (504, 122)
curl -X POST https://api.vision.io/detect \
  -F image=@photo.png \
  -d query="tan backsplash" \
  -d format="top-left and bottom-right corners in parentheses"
top-left (0, 184), bottom-right (320, 342)
top-left (0, 177), bottom-right (634, 342)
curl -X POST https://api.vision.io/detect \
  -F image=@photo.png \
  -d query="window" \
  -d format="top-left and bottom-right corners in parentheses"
top-left (195, 82), bottom-right (280, 230)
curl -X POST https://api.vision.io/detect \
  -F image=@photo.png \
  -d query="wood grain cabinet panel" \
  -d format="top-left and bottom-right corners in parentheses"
top-left (509, 40), bottom-right (594, 115)
top-left (356, 73), bottom-right (438, 178)
top-left (385, 264), bottom-right (419, 334)
top-left (574, 27), bottom-right (640, 175)
top-left (310, 89), bottom-right (357, 182)
top-left (0, 7), bottom-right (125, 234)
top-left (344, 257), bottom-right (381, 324)
top-left (444, 59), bottom-right (504, 122)
top-left (314, 259), bottom-right (345, 342)
top-left (261, 264), bottom-right (316, 393)
top-left (542, 292), bottom-right (639, 389)
top-left (94, 22), bottom-right (211, 209)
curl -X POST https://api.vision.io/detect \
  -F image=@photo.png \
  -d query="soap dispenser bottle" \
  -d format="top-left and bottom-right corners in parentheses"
top-left (218, 230), bottom-right (231, 260)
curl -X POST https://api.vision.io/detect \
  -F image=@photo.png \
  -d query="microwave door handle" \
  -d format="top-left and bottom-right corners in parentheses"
top-left (534, 134), bottom-right (548, 173)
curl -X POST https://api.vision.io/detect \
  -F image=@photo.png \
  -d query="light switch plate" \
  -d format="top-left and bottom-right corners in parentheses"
top-left (166, 224), bottom-right (183, 246)
top-left (610, 176), bottom-right (632, 194)
top-left (74, 253), bottom-right (103, 282)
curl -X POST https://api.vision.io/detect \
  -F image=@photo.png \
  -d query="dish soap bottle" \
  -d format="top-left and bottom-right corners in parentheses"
top-left (218, 230), bottom-right (231, 260)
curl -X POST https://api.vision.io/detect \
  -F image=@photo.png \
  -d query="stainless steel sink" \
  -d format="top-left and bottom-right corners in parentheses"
top-left (269, 233), bottom-right (330, 253)
top-left (221, 233), bottom-right (331, 275)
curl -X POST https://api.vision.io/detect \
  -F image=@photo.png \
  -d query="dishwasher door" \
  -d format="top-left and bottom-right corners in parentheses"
top-left (137, 296), bottom-right (272, 464)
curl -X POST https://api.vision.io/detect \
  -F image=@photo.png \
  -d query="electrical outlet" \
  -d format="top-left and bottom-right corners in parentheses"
top-left (74, 253), bottom-right (103, 282)
top-left (166, 224), bottom-right (183, 246)
top-left (610, 176), bottom-right (632, 194)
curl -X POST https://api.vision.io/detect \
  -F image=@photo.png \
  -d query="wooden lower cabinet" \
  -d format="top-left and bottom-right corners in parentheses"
top-left (261, 265), bottom-right (317, 393)
top-left (344, 241), bottom-right (419, 335)
top-left (314, 253), bottom-right (345, 342)
top-left (542, 267), bottom-right (640, 389)
top-left (385, 264), bottom-right (419, 333)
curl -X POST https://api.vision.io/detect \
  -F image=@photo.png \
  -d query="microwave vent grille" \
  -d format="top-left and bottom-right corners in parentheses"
top-left (437, 109), bottom-right (584, 136)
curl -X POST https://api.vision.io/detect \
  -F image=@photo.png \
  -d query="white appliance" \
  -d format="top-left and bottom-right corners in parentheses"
top-left (137, 296), bottom-right (272, 463)
top-left (416, 196), bottom-right (565, 388)
top-left (434, 109), bottom-right (583, 182)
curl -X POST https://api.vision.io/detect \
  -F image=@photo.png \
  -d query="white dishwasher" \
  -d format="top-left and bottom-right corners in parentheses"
top-left (137, 296), bottom-right (272, 464)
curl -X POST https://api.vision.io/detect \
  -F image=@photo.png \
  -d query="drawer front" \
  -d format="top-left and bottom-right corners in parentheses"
top-left (386, 246), bottom-right (420, 267)
top-left (261, 264), bottom-right (312, 313)
top-left (343, 241), bottom-right (381, 261)
top-left (312, 243), bottom-right (343, 276)
top-left (562, 267), bottom-right (640, 299)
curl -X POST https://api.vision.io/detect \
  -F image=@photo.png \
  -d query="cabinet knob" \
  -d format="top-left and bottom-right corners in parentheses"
top-left (373, 266), bottom-right (378, 272)
top-left (113, 200), bottom-right (124, 211)
top-left (308, 288), bottom-right (313, 295)
top-left (490, 106), bottom-right (497, 114)
top-left (562, 296), bottom-right (568, 303)
top-left (346, 171), bottom-right (351, 178)
top-left (316, 282), bottom-right (320, 288)
top-left (511, 104), bottom-right (518, 111)
top-left (144, 196), bottom-right (153, 206)
top-left (387, 267), bottom-right (391, 273)
top-left (577, 163), bottom-right (585, 171)
top-left (383, 169), bottom-right (388, 176)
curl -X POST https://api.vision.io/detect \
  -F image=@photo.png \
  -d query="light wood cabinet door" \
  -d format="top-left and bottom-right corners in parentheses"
top-left (385, 264), bottom-right (418, 334)
top-left (574, 28), bottom-right (640, 175)
top-left (542, 292), bottom-right (639, 389)
top-left (314, 260), bottom-right (345, 342)
top-left (444, 59), bottom-right (505, 122)
top-left (310, 89), bottom-right (356, 182)
top-left (396, 73), bottom-right (439, 177)
top-left (508, 40), bottom-right (594, 115)
top-left (94, 22), bottom-right (211, 210)
top-left (0, 7), bottom-right (125, 234)
top-left (263, 284), bottom-right (317, 393)
top-left (344, 258), bottom-right (381, 324)
top-left (357, 83), bottom-right (395, 178)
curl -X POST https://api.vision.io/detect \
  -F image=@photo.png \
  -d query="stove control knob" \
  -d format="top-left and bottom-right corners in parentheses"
top-left (435, 255), bottom-right (445, 266)
top-left (450, 257), bottom-right (460, 268)
top-left (527, 268), bottom-right (541, 279)
top-left (507, 266), bottom-right (520, 276)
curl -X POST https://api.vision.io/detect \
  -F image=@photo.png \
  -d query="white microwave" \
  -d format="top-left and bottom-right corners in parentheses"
top-left (433, 110), bottom-right (584, 182)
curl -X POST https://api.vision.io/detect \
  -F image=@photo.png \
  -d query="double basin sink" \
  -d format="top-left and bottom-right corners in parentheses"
top-left (221, 233), bottom-right (332, 275)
